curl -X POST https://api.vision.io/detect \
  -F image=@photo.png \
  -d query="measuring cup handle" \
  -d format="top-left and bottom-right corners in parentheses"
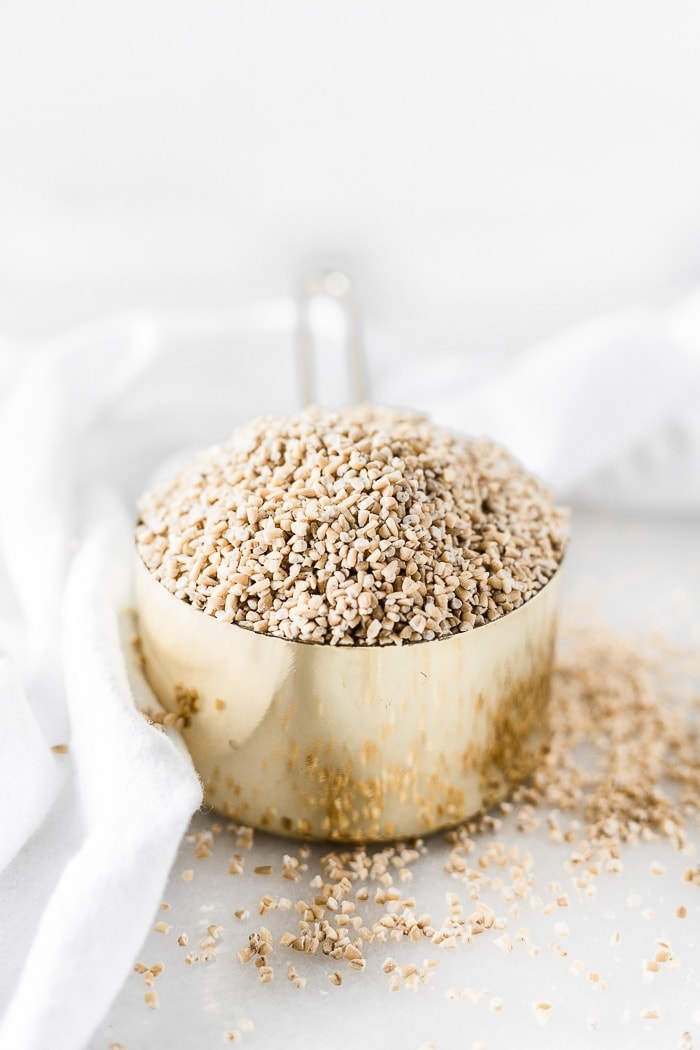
top-left (295, 269), bottom-right (369, 408)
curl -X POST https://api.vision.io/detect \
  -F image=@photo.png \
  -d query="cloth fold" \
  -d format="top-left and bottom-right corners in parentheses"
top-left (0, 660), bottom-right (65, 873)
top-left (1, 290), bottom-right (699, 1049)
top-left (0, 492), bottom-right (200, 1050)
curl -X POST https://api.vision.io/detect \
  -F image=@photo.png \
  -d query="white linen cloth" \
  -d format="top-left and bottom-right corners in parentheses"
top-left (1, 290), bottom-right (699, 1050)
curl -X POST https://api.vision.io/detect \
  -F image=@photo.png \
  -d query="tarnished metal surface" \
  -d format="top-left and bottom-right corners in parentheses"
top-left (136, 553), bottom-right (560, 842)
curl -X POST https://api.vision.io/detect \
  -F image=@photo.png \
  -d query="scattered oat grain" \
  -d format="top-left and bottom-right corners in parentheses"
top-left (534, 1001), bottom-right (552, 1025)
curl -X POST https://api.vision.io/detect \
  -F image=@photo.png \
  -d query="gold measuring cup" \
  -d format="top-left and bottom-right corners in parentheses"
top-left (135, 272), bottom-right (562, 842)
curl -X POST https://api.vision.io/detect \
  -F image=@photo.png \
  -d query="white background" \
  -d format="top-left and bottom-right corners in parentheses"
top-left (2, 6), bottom-right (700, 1049)
top-left (1, 0), bottom-right (700, 350)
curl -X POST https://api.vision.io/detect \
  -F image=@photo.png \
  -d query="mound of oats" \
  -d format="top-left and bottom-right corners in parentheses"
top-left (135, 406), bottom-right (567, 645)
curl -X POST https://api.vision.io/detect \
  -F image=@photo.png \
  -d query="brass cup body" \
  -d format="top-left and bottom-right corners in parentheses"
top-left (135, 554), bottom-right (560, 842)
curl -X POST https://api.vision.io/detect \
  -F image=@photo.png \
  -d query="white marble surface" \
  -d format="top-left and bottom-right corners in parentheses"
top-left (90, 509), bottom-right (700, 1050)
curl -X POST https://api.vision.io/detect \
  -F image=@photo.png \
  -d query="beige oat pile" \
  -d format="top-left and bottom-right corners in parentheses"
top-left (136, 406), bottom-right (567, 645)
top-left (513, 626), bottom-right (700, 863)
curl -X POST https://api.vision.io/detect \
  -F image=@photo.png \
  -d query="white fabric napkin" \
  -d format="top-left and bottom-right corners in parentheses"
top-left (1, 290), bottom-right (699, 1050)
